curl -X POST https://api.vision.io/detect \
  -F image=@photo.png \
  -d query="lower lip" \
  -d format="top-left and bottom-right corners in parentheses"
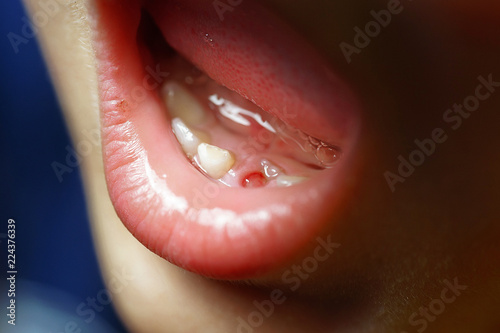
top-left (91, 0), bottom-right (361, 278)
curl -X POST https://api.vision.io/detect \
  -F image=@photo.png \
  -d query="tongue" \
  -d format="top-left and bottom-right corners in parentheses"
top-left (146, 0), bottom-right (361, 147)
top-left (159, 54), bottom-right (341, 188)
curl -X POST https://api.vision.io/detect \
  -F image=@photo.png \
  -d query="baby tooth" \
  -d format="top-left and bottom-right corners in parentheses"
top-left (261, 159), bottom-right (282, 179)
top-left (197, 143), bottom-right (235, 179)
top-left (276, 175), bottom-right (308, 187)
top-left (172, 118), bottom-right (205, 157)
top-left (163, 81), bottom-right (207, 126)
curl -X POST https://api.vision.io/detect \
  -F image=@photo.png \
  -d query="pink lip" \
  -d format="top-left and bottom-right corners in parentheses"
top-left (91, 0), bottom-right (361, 279)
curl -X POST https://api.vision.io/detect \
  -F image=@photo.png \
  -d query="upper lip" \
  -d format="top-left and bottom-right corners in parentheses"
top-left (91, 0), bottom-right (361, 279)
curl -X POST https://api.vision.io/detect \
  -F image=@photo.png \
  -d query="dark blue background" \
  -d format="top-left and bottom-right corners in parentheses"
top-left (1, 1), bottom-right (126, 332)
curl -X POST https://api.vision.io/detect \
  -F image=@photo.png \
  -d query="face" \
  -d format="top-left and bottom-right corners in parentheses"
top-left (24, 0), bottom-right (500, 332)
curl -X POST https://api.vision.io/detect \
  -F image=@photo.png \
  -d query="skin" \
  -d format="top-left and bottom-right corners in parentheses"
top-left (24, 0), bottom-right (500, 332)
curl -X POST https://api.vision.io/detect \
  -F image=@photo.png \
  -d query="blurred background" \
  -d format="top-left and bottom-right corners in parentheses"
top-left (0, 1), bottom-right (126, 332)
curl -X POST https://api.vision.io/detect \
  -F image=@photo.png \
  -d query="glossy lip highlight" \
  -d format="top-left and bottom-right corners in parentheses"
top-left (91, 0), bottom-right (361, 279)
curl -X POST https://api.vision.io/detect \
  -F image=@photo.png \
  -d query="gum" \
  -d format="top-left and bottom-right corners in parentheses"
top-left (160, 56), bottom-right (341, 188)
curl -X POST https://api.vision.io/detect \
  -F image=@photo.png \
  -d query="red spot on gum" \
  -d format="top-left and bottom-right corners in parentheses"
top-left (242, 172), bottom-right (267, 188)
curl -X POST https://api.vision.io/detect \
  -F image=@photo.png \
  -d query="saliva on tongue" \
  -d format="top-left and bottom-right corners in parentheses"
top-left (160, 55), bottom-right (341, 188)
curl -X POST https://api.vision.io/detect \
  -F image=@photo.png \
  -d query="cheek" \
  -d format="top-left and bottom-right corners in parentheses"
top-left (25, 0), bottom-right (100, 140)
top-left (417, 1), bottom-right (500, 46)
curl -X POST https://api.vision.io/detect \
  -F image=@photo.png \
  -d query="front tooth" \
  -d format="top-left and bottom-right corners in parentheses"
top-left (197, 143), bottom-right (235, 179)
top-left (162, 81), bottom-right (207, 126)
top-left (276, 175), bottom-right (308, 187)
top-left (171, 118), bottom-right (206, 157)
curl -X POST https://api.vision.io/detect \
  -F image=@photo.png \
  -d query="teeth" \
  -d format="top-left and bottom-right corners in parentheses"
top-left (171, 118), bottom-right (208, 157)
top-left (261, 159), bottom-right (282, 179)
top-left (162, 81), bottom-right (207, 126)
top-left (276, 175), bottom-right (308, 187)
top-left (197, 143), bottom-right (235, 179)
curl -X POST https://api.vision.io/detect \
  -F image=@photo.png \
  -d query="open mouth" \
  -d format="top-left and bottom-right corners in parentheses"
top-left (91, 0), bottom-right (361, 279)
